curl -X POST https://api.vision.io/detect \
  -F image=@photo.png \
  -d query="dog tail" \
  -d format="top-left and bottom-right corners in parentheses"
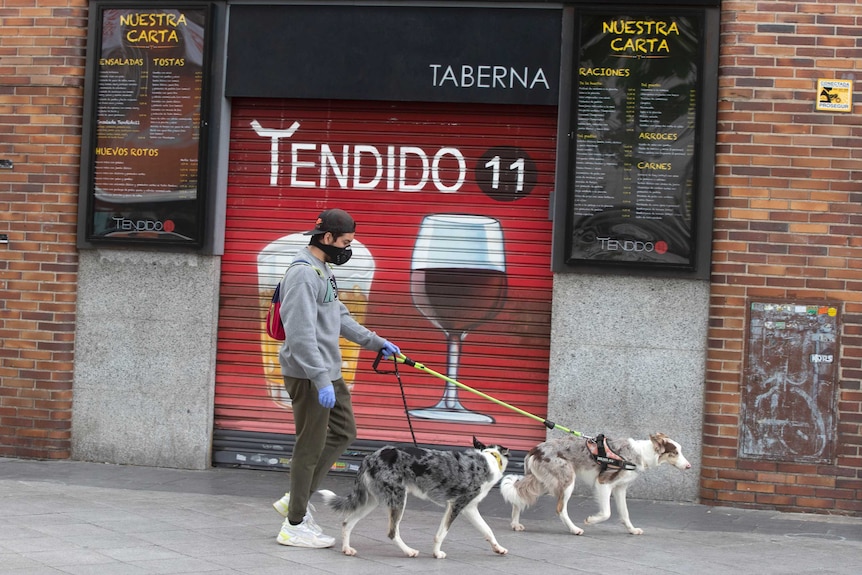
top-left (500, 473), bottom-right (543, 510)
top-left (317, 472), bottom-right (371, 515)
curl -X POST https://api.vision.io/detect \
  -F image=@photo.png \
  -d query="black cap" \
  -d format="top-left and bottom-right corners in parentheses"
top-left (302, 208), bottom-right (356, 236)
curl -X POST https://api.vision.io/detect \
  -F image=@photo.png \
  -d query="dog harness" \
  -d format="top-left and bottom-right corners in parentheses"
top-left (587, 434), bottom-right (637, 471)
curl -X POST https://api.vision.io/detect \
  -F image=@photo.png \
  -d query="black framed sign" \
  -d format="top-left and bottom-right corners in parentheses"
top-left (564, 12), bottom-right (706, 271)
top-left (82, 4), bottom-right (212, 246)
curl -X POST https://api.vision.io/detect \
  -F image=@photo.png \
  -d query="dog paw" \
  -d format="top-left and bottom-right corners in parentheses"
top-left (406, 548), bottom-right (420, 558)
top-left (493, 544), bottom-right (508, 555)
top-left (628, 527), bottom-right (644, 535)
top-left (585, 514), bottom-right (608, 525)
top-left (570, 526), bottom-right (584, 535)
top-left (433, 550), bottom-right (446, 559)
top-left (511, 522), bottom-right (525, 531)
top-left (343, 546), bottom-right (357, 556)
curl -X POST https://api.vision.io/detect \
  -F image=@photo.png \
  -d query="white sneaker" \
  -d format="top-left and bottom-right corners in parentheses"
top-left (272, 493), bottom-right (323, 534)
top-left (272, 493), bottom-right (291, 516)
top-left (276, 518), bottom-right (335, 548)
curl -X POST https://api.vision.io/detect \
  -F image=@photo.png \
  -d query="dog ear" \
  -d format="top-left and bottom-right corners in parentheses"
top-left (650, 433), bottom-right (668, 453)
top-left (500, 446), bottom-right (510, 456)
top-left (473, 436), bottom-right (486, 450)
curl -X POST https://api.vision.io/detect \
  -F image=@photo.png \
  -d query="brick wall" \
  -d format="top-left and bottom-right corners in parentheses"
top-left (0, 1), bottom-right (87, 458)
top-left (704, 0), bottom-right (862, 514)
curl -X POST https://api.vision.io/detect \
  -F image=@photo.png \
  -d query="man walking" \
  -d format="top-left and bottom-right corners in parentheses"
top-left (272, 208), bottom-right (400, 548)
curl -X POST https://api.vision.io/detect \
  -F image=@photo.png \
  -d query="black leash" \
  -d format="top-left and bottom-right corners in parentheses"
top-left (373, 353), bottom-right (418, 447)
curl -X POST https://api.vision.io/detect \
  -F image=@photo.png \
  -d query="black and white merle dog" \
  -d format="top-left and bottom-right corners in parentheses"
top-left (318, 437), bottom-right (509, 559)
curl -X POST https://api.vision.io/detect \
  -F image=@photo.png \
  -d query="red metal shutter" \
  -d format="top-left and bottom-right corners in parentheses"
top-left (214, 99), bottom-right (555, 466)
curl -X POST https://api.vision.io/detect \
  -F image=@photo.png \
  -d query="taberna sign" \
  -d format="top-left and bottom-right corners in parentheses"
top-left (225, 4), bottom-right (562, 106)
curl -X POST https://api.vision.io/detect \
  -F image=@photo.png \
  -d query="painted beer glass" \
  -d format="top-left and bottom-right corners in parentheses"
top-left (257, 234), bottom-right (375, 409)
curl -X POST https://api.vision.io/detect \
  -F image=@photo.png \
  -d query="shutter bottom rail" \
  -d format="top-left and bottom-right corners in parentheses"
top-left (213, 428), bottom-right (525, 475)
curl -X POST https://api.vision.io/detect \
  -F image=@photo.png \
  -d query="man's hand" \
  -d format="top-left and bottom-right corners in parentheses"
top-left (381, 340), bottom-right (401, 359)
top-left (318, 385), bottom-right (335, 408)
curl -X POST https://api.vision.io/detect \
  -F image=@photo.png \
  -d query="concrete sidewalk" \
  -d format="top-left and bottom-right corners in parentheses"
top-left (0, 458), bottom-right (860, 574)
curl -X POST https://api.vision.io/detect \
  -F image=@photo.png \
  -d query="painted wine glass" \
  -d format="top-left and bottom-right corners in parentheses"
top-left (409, 213), bottom-right (507, 423)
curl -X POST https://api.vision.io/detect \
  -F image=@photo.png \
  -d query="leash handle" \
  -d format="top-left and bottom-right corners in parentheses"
top-left (372, 349), bottom-right (405, 374)
top-left (372, 349), bottom-right (385, 372)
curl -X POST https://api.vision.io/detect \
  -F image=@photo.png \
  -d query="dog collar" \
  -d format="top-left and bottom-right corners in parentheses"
top-left (485, 449), bottom-right (504, 471)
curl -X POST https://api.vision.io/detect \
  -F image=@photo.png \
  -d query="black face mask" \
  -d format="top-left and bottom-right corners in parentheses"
top-left (312, 235), bottom-right (353, 266)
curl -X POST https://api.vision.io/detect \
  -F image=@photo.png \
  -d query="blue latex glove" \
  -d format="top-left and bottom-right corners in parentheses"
top-left (318, 385), bottom-right (335, 408)
top-left (381, 340), bottom-right (401, 359)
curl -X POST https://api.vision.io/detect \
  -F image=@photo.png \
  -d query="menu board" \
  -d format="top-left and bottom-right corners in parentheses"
top-left (85, 6), bottom-right (210, 245)
top-left (568, 14), bottom-right (702, 268)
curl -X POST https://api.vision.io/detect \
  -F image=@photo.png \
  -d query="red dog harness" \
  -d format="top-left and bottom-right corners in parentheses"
top-left (587, 434), bottom-right (637, 471)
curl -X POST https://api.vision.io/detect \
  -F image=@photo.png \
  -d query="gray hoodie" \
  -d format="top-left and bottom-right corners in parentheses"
top-left (277, 247), bottom-right (386, 391)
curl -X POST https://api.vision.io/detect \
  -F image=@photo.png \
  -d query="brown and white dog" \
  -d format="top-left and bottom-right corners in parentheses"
top-left (500, 433), bottom-right (690, 535)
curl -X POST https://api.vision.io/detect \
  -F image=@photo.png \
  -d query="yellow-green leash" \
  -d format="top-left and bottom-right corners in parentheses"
top-left (373, 351), bottom-right (586, 438)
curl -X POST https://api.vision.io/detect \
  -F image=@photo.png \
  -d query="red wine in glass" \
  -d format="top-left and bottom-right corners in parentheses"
top-left (409, 214), bottom-right (507, 423)
top-left (411, 268), bottom-right (507, 335)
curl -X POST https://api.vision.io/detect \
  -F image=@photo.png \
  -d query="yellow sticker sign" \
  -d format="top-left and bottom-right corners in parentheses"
top-left (816, 79), bottom-right (853, 112)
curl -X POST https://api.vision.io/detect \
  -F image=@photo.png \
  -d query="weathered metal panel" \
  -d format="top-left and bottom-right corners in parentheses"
top-left (741, 302), bottom-right (840, 463)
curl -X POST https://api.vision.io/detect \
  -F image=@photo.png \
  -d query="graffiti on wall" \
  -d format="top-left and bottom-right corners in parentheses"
top-left (741, 302), bottom-right (839, 463)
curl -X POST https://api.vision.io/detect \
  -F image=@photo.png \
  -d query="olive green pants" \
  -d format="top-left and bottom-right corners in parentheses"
top-left (283, 376), bottom-right (356, 525)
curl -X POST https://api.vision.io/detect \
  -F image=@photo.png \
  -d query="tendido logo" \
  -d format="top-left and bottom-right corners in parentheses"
top-left (112, 216), bottom-right (176, 233)
top-left (597, 237), bottom-right (669, 254)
